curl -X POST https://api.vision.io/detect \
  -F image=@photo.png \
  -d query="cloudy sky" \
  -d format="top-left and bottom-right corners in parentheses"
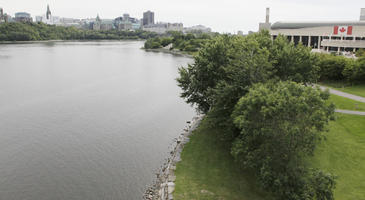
top-left (1, 0), bottom-right (364, 33)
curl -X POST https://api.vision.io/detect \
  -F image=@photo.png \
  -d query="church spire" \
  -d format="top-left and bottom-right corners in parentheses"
top-left (96, 14), bottom-right (101, 23)
top-left (46, 4), bottom-right (51, 20)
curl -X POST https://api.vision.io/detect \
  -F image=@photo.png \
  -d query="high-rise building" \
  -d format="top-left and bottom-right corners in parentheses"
top-left (361, 8), bottom-right (365, 21)
top-left (143, 10), bottom-right (154, 26)
top-left (0, 8), bottom-right (4, 23)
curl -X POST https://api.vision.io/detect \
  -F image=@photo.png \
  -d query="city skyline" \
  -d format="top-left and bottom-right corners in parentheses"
top-left (1, 0), bottom-right (364, 33)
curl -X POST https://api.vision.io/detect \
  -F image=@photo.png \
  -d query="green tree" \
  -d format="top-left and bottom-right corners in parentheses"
top-left (177, 35), bottom-right (233, 113)
top-left (270, 35), bottom-right (319, 83)
top-left (231, 81), bottom-right (335, 200)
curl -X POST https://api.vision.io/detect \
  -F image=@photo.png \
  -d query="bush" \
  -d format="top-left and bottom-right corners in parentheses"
top-left (317, 54), bottom-right (349, 81)
top-left (343, 56), bottom-right (365, 83)
top-left (231, 81), bottom-right (335, 200)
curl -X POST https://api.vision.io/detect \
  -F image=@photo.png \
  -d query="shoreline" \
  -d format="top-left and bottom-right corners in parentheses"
top-left (0, 39), bottom-right (145, 44)
top-left (144, 115), bottom-right (203, 200)
top-left (143, 48), bottom-right (194, 58)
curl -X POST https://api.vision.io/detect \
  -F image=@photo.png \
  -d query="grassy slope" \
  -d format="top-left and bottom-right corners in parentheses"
top-left (174, 114), bottom-right (365, 200)
top-left (310, 114), bottom-right (365, 200)
top-left (321, 82), bottom-right (365, 98)
top-left (329, 94), bottom-right (365, 111)
top-left (173, 117), bottom-right (270, 200)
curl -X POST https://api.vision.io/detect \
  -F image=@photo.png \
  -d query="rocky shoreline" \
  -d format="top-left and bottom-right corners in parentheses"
top-left (143, 115), bottom-right (203, 200)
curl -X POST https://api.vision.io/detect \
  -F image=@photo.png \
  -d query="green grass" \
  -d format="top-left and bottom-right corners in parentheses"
top-left (321, 81), bottom-right (365, 97)
top-left (329, 94), bottom-right (365, 111)
top-left (174, 114), bottom-right (365, 200)
top-left (173, 117), bottom-right (270, 200)
top-left (310, 114), bottom-right (365, 200)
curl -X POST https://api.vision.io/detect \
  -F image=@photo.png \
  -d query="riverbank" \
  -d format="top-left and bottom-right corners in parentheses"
top-left (0, 39), bottom-right (146, 44)
top-left (143, 48), bottom-right (194, 58)
top-left (144, 115), bottom-right (203, 200)
top-left (172, 115), bottom-right (270, 200)
top-left (170, 97), bottom-right (365, 200)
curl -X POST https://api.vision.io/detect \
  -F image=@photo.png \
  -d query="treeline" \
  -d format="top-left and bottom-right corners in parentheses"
top-left (177, 31), bottom-right (337, 200)
top-left (318, 52), bottom-right (365, 83)
top-left (0, 22), bottom-right (158, 41)
top-left (144, 31), bottom-right (217, 54)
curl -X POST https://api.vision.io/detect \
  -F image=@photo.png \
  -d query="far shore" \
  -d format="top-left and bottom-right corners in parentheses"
top-left (143, 48), bottom-right (194, 58)
top-left (0, 39), bottom-right (146, 44)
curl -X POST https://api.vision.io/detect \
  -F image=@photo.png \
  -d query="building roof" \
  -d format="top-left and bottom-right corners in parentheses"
top-left (271, 21), bottom-right (365, 30)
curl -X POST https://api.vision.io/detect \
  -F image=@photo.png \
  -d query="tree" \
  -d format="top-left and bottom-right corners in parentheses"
top-left (270, 35), bottom-right (319, 83)
top-left (177, 31), bottom-right (320, 136)
top-left (177, 35), bottom-right (233, 113)
top-left (231, 81), bottom-right (335, 200)
top-left (317, 53), bottom-right (348, 81)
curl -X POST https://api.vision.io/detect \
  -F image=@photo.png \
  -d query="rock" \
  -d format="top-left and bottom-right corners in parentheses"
top-left (168, 175), bottom-right (176, 182)
top-left (201, 189), bottom-right (215, 195)
top-left (167, 182), bottom-right (175, 194)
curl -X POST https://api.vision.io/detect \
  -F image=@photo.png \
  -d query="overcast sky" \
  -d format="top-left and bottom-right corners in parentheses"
top-left (1, 0), bottom-right (364, 33)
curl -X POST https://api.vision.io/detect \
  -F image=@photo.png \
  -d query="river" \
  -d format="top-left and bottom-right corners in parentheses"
top-left (0, 41), bottom-right (195, 200)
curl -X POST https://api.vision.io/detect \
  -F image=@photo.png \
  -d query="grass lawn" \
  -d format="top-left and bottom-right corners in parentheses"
top-left (321, 81), bottom-right (365, 97)
top-left (329, 94), bottom-right (365, 111)
top-left (173, 117), bottom-right (270, 200)
top-left (310, 114), bottom-right (365, 200)
top-left (174, 114), bottom-right (365, 200)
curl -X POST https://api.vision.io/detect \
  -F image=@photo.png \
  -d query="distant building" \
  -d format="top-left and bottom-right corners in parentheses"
top-left (260, 8), bottom-right (365, 53)
top-left (143, 22), bottom-right (183, 34)
top-left (0, 7), bottom-right (5, 23)
top-left (92, 14), bottom-right (102, 30)
top-left (361, 8), bottom-right (365, 21)
top-left (237, 30), bottom-right (244, 36)
top-left (184, 25), bottom-right (211, 33)
top-left (114, 14), bottom-right (141, 30)
top-left (14, 12), bottom-right (32, 22)
top-left (35, 5), bottom-right (59, 24)
top-left (100, 19), bottom-right (114, 30)
top-left (259, 7), bottom-right (271, 31)
top-left (46, 4), bottom-right (51, 20)
top-left (60, 18), bottom-right (82, 27)
top-left (143, 10), bottom-right (154, 26)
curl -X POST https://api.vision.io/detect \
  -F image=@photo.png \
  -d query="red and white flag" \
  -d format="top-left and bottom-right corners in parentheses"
top-left (333, 26), bottom-right (353, 35)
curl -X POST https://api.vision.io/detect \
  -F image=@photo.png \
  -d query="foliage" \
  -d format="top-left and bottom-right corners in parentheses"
top-left (231, 81), bottom-right (335, 200)
top-left (343, 56), bottom-right (365, 83)
top-left (144, 31), bottom-right (213, 53)
top-left (355, 49), bottom-right (365, 57)
top-left (0, 22), bottom-right (158, 41)
top-left (271, 36), bottom-right (319, 83)
top-left (315, 52), bottom-right (365, 84)
top-left (177, 32), bottom-right (318, 137)
top-left (317, 53), bottom-right (349, 81)
top-left (309, 170), bottom-right (336, 200)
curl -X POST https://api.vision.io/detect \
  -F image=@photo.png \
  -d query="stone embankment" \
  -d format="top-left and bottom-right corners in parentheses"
top-left (144, 115), bottom-right (203, 200)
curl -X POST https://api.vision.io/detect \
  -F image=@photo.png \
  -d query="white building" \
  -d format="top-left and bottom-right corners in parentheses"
top-left (143, 22), bottom-right (183, 34)
top-left (260, 8), bottom-right (365, 53)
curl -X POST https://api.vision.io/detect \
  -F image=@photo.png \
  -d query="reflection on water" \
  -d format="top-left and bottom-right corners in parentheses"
top-left (0, 41), bottom-right (195, 200)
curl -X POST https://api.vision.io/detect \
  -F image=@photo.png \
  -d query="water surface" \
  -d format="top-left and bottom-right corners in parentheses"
top-left (0, 41), bottom-right (195, 200)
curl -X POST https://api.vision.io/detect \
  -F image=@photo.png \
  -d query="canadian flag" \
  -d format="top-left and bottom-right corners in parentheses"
top-left (333, 26), bottom-right (353, 35)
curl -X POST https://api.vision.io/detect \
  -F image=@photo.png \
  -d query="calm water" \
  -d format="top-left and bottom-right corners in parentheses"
top-left (0, 41), bottom-right (195, 200)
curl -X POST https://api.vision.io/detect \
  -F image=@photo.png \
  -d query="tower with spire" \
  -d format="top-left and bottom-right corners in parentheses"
top-left (46, 4), bottom-right (51, 20)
